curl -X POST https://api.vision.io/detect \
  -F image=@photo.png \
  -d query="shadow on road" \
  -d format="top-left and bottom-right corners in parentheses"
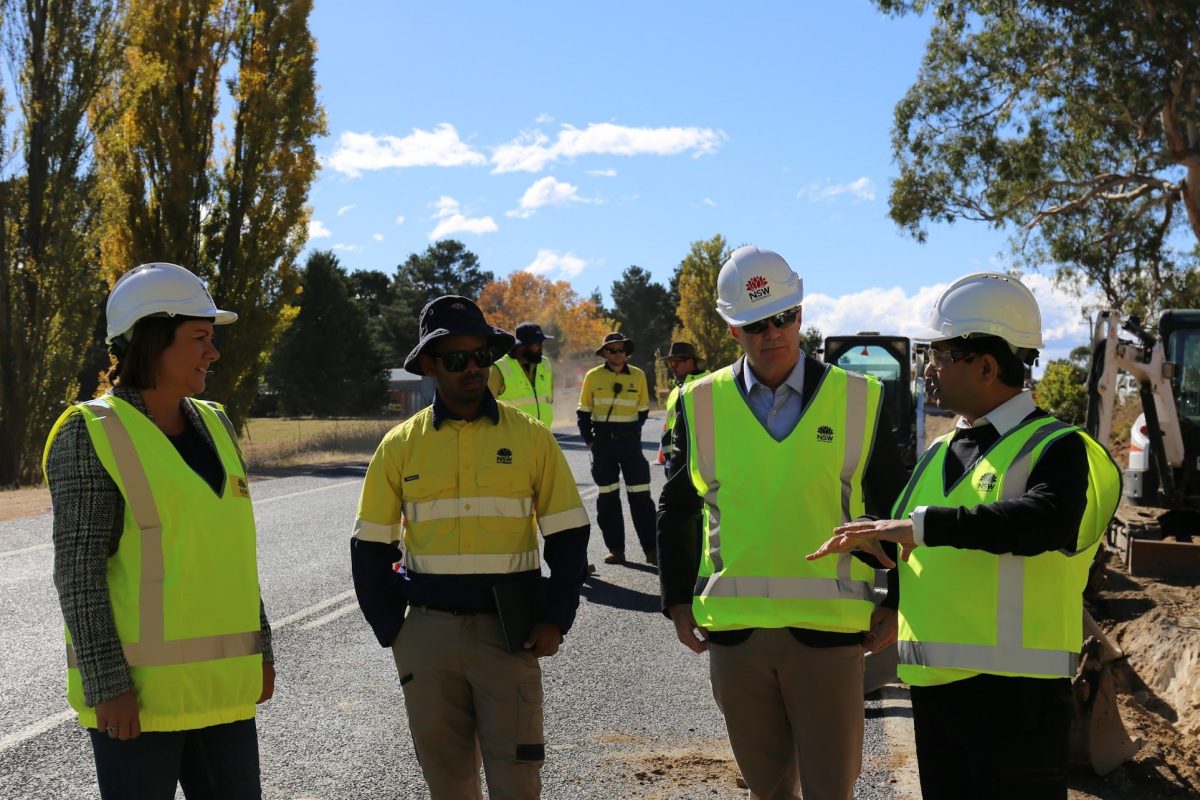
top-left (250, 462), bottom-right (369, 481)
top-left (580, 575), bottom-right (660, 613)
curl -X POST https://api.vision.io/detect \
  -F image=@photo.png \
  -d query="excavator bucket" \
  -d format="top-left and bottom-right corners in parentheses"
top-left (1070, 622), bottom-right (1142, 775)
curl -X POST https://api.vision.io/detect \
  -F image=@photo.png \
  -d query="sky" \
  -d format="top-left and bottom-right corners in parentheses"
top-left (304, 1), bottom-right (1097, 365)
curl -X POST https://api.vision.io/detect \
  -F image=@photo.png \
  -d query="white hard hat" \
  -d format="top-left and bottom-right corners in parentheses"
top-left (715, 245), bottom-right (804, 326)
top-left (105, 262), bottom-right (237, 344)
top-left (913, 272), bottom-right (1044, 349)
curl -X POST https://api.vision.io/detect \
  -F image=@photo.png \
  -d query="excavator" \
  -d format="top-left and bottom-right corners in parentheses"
top-left (1071, 308), bottom-right (1200, 774)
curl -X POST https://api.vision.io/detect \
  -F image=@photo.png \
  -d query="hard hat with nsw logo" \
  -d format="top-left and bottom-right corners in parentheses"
top-left (913, 272), bottom-right (1044, 349)
top-left (105, 262), bottom-right (237, 344)
top-left (715, 245), bottom-right (804, 326)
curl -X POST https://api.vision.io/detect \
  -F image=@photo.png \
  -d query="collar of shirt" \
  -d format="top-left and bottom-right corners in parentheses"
top-left (742, 351), bottom-right (806, 400)
top-left (431, 388), bottom-right (501, 429)
top-left (604, 364), bottom-right (631, 375)
top-left (955, 390), bottom-right (1036, 436)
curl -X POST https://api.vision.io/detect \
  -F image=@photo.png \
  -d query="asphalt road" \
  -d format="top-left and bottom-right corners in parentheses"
top-left (0, 413), bottom-right (919, 799)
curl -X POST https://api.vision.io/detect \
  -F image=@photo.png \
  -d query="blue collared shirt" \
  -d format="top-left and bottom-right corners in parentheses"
top-left (740, 352), bottom-right (807, 442)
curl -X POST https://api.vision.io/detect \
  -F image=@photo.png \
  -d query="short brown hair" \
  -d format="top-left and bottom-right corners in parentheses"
top-left (108, 315), bottom-right (209, 389)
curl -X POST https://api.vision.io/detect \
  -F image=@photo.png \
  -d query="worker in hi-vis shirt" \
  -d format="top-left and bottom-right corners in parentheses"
top-left (351, 295), bottom-right (590, 800)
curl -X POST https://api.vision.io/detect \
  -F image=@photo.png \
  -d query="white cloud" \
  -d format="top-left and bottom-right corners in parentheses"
top-left (535, 112), bottom-right (554, 124)
top-left (328, 124), bottom-right (486, 177)
top-left (331, 243), bottom-right (363, 253)
top-left (428, 195), bottom-right (498, 240)
top-left (336, 204), bottom-right (357, 216)
top-left (524, 249), bottom-right (586, 278)
top-left (491, 123), bottom-right (726, 173)
top-left (372, 233), bottom-right (384, 242)
top-left (308, 220), bottom-right (332, 238)
top-left (395, 215), bottom-right (405, 225)
top-left (588, 168), bottom-right (617, 177)
top-left (506, 176), bottom-right (588, 218)
top-left (798, 176), bottom-right (877, 203)
top-left (703, 197), bottom-right (717, 208)
top-left (802, 273), bottom-right (1098, 373)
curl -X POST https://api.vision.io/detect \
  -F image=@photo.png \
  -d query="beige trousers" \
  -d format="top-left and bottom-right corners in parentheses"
top-left (392, 606), bottom-right (544, 800)
top-left (709, 629), bottom-right (865, 800)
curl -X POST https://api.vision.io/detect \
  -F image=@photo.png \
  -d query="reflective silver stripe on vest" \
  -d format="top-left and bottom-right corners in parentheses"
top-left (690, 378), bottom-right (724, 574)
top-left (897, 640), bottom-right (1079, 677)
top-left (77, 399), bottom-right (261, 668)
top-left (901, 419), bottom-right (1079, 677)
top-left (892, 436), bottom-right (944, 517)
top-left (68, 631), bottom-right (261, 669)
top-left (836, 373), bottom-right (871, 590)
top-left (695, 574), bottom-right (876, 602)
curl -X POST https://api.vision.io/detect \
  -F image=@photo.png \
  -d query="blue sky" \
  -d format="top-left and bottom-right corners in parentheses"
top-left (304, 2), bottom-right (1092, 363)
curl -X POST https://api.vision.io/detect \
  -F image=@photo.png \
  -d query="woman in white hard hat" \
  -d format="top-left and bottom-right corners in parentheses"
top-left (43, 262), bottom-right (273, 799)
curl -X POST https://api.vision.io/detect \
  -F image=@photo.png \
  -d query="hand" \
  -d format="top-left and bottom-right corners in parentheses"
top-left (258, 661), bottom-right (276, 703)
top-left (864, 606), bottom-right (898, 653)
top-left (806, 518), bottom-right (918, 566)
top-left (95, 689), bottom-right (141, 740)
top-left (524, 622), bottom-right (563, 658)
top-left (669, 604), bottom-right (708, 654)
top-left (586, 441), bottom-right (593, 450)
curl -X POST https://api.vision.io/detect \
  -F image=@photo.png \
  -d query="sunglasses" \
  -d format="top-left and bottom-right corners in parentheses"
top-left (740, 308), bottom-right (800, 335)
top-left (925, 349), bottom-right (976, 368)
top-left (436, 347), bottom-right (496, 372)
top-left (603, 347), bottom-right (625, 355)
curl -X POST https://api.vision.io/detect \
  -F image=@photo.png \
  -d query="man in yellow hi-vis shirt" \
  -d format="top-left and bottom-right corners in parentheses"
top-left (577, 332), bottom-right (655, 566)
top-left (351, 295), bottom-right (590, 800)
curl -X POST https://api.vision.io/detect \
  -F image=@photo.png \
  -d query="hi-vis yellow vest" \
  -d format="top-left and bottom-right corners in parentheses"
top-left (683, 364), bottom-right (882, 633)
top-left (494, 354), bottom-right (554, 427)
top-left (659, 371), bottom-right (710, 461)
top-left (892, 417), bottom-right (1120, 686)
top-left (43, 395), bottom-right (263, 731)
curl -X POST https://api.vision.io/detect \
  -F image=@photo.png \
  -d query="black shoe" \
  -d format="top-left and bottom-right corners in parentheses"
top-left (645, 551), bottom-right (658, 566)
top-left (585, 563), bottom-right (597, 575)
top-left (603, 552), bottom-right (626, 565)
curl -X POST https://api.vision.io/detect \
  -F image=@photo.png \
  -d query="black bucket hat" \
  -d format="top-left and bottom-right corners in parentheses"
top-left (403, 295), bottom-right (515, 375)
top-left (667, 341), bottom-right (698, 359)
top-left (595, 331), bottom-right (635, 357)
top-left (514, 322), bottom-right (553, 345)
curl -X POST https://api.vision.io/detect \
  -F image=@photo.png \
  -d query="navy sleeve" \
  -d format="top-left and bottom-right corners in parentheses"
top-left (656, 401), bottom-right (704, 614)
top-left (541, 526), bottom-right (589, 634)
top-left (577, 410), bottom-right (594, 444)
top-left (350, 538), bottom-right (408, 647)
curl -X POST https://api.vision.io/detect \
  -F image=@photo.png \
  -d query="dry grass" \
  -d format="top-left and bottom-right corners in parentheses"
top-left (240, 417), bottom-right (399, 470)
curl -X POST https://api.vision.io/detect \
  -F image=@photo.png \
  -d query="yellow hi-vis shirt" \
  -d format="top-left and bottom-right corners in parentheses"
top-left (354, 402), bottom-right (589, 574)
top-left (43, 395), bottom-right (263, 732)
top-left (577, 364), bottom-right (649, 424)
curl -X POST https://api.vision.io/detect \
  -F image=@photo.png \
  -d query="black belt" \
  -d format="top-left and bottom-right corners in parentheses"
top-left (414, 603), bottom-right (497, 616)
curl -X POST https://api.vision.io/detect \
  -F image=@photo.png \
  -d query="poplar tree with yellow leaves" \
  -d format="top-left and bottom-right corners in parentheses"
top-left (0, 0), bottom-right (122, 485)
top-left (94, 0), bottom-right (324, 430)
top-left (672, 234), bottom-right (741, 367)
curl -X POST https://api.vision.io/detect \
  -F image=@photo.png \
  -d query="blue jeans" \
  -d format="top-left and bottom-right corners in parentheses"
top-left (88, 718), bottom-right (261, 800)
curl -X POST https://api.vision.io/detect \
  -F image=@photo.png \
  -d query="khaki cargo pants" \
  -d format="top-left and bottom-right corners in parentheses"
top-left (392, 606), bottom-right (544, 800)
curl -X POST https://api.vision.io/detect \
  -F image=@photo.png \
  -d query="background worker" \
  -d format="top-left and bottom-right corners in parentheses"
top-left (489, 321), bottom-right (554, 428)
top-left (658, 245), bottom-right (906, 800)
top-left (807, 273), bottom-right (1120, 800)
top-left (577, 332), bottom-right (655, 565)
top-left (656, 341), bottom-right (709, 473)
top-left (351, 296), bottom-right (590, 800)
top-left (44, 262), bottom-right (274, 800)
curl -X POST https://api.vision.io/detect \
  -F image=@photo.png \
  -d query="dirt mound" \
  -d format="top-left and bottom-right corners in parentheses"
top-left (1086, 561), bottom-right (1200, 797)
